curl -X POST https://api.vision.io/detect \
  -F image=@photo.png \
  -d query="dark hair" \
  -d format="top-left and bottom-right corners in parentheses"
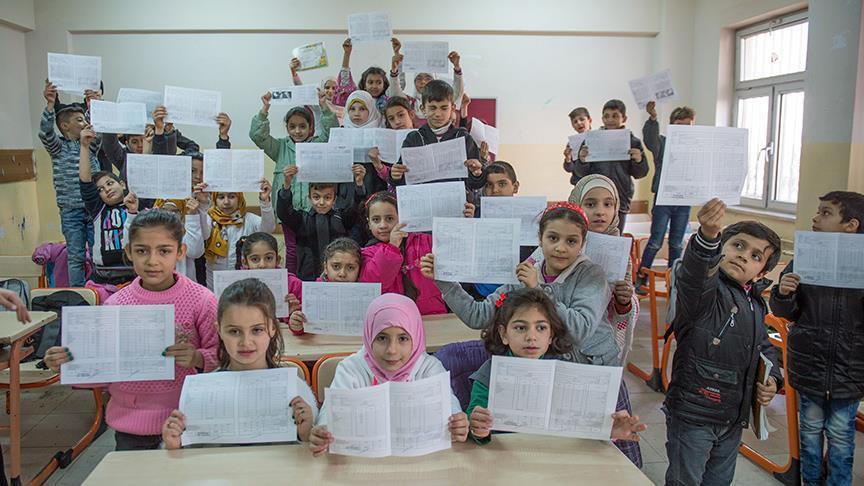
top-left (670, 106), bottom-right (696, 123)
top-left (720, 221), bottom-right (782, 273)
top-left (568, 107), bottom-right (591, 120)
top-left (216, 278), bottom-right (283, 370)
top-left (364, 191), bottom-right (398, 220)
top-left (235, 232), bottom-right (279, 269)
top-left (602, 99), bottom-right (627, 116)
top-left (128, 208), bottom-right (184, 247)
top-left (283, 106), bottom-right (313, 126)
top-left (92, 170), bottom-right (123, 187)
top-left (482, 288), bottom-right (575, 356)
top-left (538, 207), bottom-right (588, 240)
top-left (384, 97), bottom-right (414, 127)
top-left (321, 237), bottom-right (362, 267)
top-left (421, 79), bottom-right (454, 106)
top-left (484, 161), bottom-right (518, 184)
top-left (56, 106), bottom-right (85, 128)
top-left (359, 67), bottom-right (390, 95)
top-left (819, 191), bottom-right (864, 233)
top-left (309, 183), bottom-right (338, 193)
top-left (184, 150), bottom-right (204, 162)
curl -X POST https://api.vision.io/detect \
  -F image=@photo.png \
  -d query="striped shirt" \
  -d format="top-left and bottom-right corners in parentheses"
top-left (38, 107), bottom-right (100, 209)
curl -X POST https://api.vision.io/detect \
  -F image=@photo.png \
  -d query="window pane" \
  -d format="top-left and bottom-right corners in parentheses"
top-left (739, 21), bottom-right (808, 82)
top-left (773, 91), bottom-right (804, 204)
top-left (737, 96), bottom-right (770, 201)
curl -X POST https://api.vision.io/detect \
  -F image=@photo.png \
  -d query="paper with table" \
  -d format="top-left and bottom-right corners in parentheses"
top-left (213, 269), bottom-right (290, 318)
top-left (88, 100), bottom-right (147, 135)
top-left (163, 85), bottom-right (222, 127)
top-left (295, 143), bottom-right (353, 183)
top-left (432, 217), bottom-right (521, 284)
top-left (628, 68), bottom-right (678, 110)
top-left (655, 125), bottom-right (749, 206)
top-left (203, 149), bottom-right (265, 193)
top-left (396, 181), bottom-right (465, 232)
top-left (751, 353), bottom-right (775, 441)
top-left (583, 231), bottom-right (632, 282)
top-left (583, 129), bottom-right (631, 162)
top-left (402, 41), bottom-right (450, 74)
top-left (793, 231), bottom-right (864, 289)
top-left (292, 42), bottom-right (329, 71)
top-left (568, 133), bottom-right (587, 161)
top-left (117, 88), bottom-right (163, 115)
top-left (60, 305), bottom-right (175, 385)
top-left (480, 196), bottom-right (546, 246)
top-left (269, 85), bottom-right (319, 107)
top-left (488, 355), bottom-right (622, 440)
top-left (327, 372), bottom-right (452, 457)
top-left (126, 154), bottom-right (192, 200)
top-left (179, 368), bottom-right (298, 446)
top-left (300, 282), bottom-right (381, 336)
top-left (348, 12), bottom-right (392, 43)
top-left (328, 128), bottom-right (414, 163)
top-left (47, 52), bottom-right (102, 93)
top-left (401, 137), bottom-right (468, 185)
top-left (469, 118), bottom-right (500, 155)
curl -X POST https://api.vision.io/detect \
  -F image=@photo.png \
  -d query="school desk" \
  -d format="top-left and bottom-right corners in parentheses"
top-left (281, 313), bottom-right (481, 361)
top-left (0, 311), bottom-right (57, 485)
top-left (82, 433), bottom-right (652, 485)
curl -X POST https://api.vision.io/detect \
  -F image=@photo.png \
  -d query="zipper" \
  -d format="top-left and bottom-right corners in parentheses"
top-left (825, 288), bottom-right (839, 399)
top-left (712, 306), bottom-right (739, 346)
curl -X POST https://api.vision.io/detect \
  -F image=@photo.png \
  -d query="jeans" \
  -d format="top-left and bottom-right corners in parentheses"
top-left (664, 409), bottom-right (743, 486)
top-left (59, 207), bottom-right (93, 287)
top-left (639, 203), bottom-right (690, 271)
top-left (798, 392), bottom-right (858, 486)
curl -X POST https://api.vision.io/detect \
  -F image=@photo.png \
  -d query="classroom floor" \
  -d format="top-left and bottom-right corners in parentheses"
top-left (4, 305), bottom-right (864, 485)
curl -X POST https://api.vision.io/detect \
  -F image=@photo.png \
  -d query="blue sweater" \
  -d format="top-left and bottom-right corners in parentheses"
top-left (38, 107), bottom-right (100, 210)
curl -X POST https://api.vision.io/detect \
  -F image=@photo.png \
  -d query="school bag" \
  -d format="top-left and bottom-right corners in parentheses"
top-left (28, 291), bottom-right (90, 360)
top-left (0, 278), bottom-right (31, 312)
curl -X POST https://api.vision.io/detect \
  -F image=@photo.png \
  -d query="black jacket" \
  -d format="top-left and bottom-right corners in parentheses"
top-left (665, 232), bottom-right (784, 427)
top-left (770, 260), bottom-right (864, 399)
top-left (573, 130), bottom-right (648, 213)
top-left (642, 119), bottom-right (665, 194)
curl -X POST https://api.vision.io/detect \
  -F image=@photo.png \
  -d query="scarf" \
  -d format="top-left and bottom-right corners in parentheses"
top-left (569, 174), bottom-right (621, 236)
top-left (362, 293), bottom-right (425, 383)
top-left (342, 90), bottom-right (383, 129)
top-left (154, 198), bottom-right (187, 216)
top-left (205, 193), bottom-right (247, 259)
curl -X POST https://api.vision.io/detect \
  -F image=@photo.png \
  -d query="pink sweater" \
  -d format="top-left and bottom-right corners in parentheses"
top-left (361, 237), bottom-right (447, 315)
top-left (102, 273), bottom-right (219, 436)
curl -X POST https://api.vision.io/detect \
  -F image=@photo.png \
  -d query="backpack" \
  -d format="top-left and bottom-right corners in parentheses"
top-left (28, 291), bottom-right (91, 359)
top-left (0, 278), bottom-right (31, 311)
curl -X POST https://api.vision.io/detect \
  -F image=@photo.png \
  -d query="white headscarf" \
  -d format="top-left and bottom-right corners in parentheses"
top-left (342, 90), bottom-right (383, 129)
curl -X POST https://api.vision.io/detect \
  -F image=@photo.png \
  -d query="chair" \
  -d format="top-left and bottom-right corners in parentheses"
top-left (0, 255), bottom-right (47, 288)
top-left (628, 268), bottom-right (672, 392)
top-left (278, 356), bottom-right (311, 385)
top-left (433, 340), bottom-right (490, 411)
top-left (311, 353), bottom-right (352, 405)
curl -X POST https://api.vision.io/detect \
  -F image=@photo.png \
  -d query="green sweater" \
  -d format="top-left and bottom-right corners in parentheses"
top-left (467, 379), bottom-right (492, 444)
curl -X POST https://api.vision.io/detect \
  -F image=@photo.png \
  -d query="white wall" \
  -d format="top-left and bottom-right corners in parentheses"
top-left (0, 0), bottom-right (35, 31)
top-left (0, 24), bottom-right (33, 149)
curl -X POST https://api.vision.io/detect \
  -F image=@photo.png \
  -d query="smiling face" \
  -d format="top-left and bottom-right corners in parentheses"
top-left (348, 102), bottom-right (371, 126)
top-left (581, 187), bottom-right (616, 233)
top-left (414, 73), bottom-right (433, 94)
top-left (323, 80), bottom-right (336, 101)
top-left (484, 173), bottom-right (519, 197)
top-left (364, 74), bottom-right (386, 98)
top-left (385, 105), bottom-right (413, 129)
top-left (191, 158), bottom-right (204, 186)
top-left (309, 186), bottom-right (336, 215)
top-left (539, 219), bottom-right (585, 275)
top-left (219, 304), bottom-right (275, 371)
top-left (367, 200), bottom-right (398, 243)
top-left (95, 174), bottom-right (126, 205)
top-left (324, 251), bottom-right (360, 282)
top-left (216, 193), bottom-right (239, 214)
top-left (601, 108), bottom-right (626, 130)
top-left (422, 99), bottom-right (453, 129)
top-left (60, 112), bottom-right (87, 139)
top-left (286, 113), bottom-right (311, 142)
top-left (720, 233), bottom-right (774, 285)
top-left (242, 241), bottom-right (280, 269)
top-left (571, 115), bottom-right (591, 133)
top-left (370, 326), bottom-right (413, 372)
top-left (125, 226), bottom-right (186, 291)
top-left (498, 305), bottom-right (553, 359)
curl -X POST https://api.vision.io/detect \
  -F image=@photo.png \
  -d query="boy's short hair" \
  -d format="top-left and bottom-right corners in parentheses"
top-left (670, 106), bottom-right (696, 123)
top-left (568, 107), bottom-right (591, 120)
top-left (720, 221), bottom-right (782, 273)
top-left (485, 161), bottom-right (518, 183)
top-left (819, 191), bottom-right (864, 233)
top-left (421, 80), bottom-right (454, 106)
top-left (56, 106), bottom-right (85, 128)
top-left (184, 149), bottom-right (204, 161)
top-left (309, 183), bottom-right (337, 193)
top-left (385, 96), bottom-right (414, 115)
top-left (602, 99), bottom-right (627, 116)
top-left (93, 170), bottom-right (123, 185)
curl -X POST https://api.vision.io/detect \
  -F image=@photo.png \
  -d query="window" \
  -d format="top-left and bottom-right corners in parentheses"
top-left (734, 10), bottom-right (807, 212)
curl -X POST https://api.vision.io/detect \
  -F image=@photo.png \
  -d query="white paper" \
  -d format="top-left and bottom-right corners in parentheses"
top-left (402, 41), bottom-right (450, 74)
top-left (396, 181), bottom-right (465, 232)
top-left (584, 129), bottom-right (631, 162)
top-left (402, 138), bottom-right (468, 185)
top-left (60, 305), bottom-right (175, 385)
top-left (292, 42), bottom-right (328, 71)
top-left (432, 217), bottom-right (521, 284)
top-left (752, 353), bottom-right (775, 441)
top-left (117, 88), bottom-right (163, 115)
top-left (488, 356), bottom-right (621, 440)
top-left (480, 196), bottom-right (546, 246)
top-left (328, 372), bottom-right (451, 458)
top-left (469, 118), bottom-right (500, 155)
top-left (269, 85), bottom-right (319, 107)
top-left (203, 149), bottom-right (265, 193)
top-left (163, 85), bottom-right (222, 127)
top-left (213, 269), bottom-right (290, 318)
top-left (568, 133), bottom-right (587, 161)
top-left (89, 100), bottom-right (147, 135)
top-left (179, 368), bottom-right (298, 446)
top-left (295, 143), bottom-right (353, 183)
top-left (47, 52), bottom-right (101, 93)
top-left (793, 231), bottom-right (864, 289)
top-left (628, 68), bottom-right (678, 110)
top-left (655, 125), bottom-right (749, 206)
top-left (126, 154), bottom-right (192, 200)
top-left (301, 282), bottom-right (381, 336)
top-left (348, 12), bottom-right (392, 43)
top-left (329, 128), bottom-right (414, 163)
top-left (582, 232), bottom-right (632, 282)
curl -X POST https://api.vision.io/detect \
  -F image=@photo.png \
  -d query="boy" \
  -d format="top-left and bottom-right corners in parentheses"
top-left (664, 198), bottom-right (784, 485)
top-left (563, 106), bottom-right (592, 185)
top-left (635, 102), bottom-right (696, 294)
top-left (574, 99), bottom-right (648, 233)
top-left (39, 80), bottom-right (100, 287)
top-left (770, 191), bottom-right (864, 486)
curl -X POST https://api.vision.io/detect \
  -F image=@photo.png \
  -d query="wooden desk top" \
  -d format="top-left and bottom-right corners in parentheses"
top-left (83, 433), bottom-right (651, 485)
top-left (0, 311), bottom-right (56, 345)
top-left (281, 313), bottom-right (481, 361)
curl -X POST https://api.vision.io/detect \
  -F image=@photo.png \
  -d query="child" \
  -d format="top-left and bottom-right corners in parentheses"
top-left (635, 102), bottom-right (696, 294)
top-left (308, 293), bottom-right (469, 455)
top-left (663, 198), bottom-right (783, 485)
top-left (235, 231), bottom-right (303, 316)
top-left (466, 288), bottom-right (645, 450)
top-left (364, 97), bottom-right (417, 194)
top-left (562, 106), bottom-right (592, 185)
top-left (44, 209), bottom-right (220, 451)
top-left (387, 38), bottom-right (465, 123)
top-left (342, 90), bottom-right (384, 129)
top-left (161, 278), bottom-right (317, 448)
top-left (289, 58), bottom-right (345, 130)
top-left (574, 99), bottom-right (648, 233)
top-left (770, 191), bottom-right (864, 486)
top-left (332, 38), bottom-right (390, 113)
top-left (39, 80), bottom-right (100, 287)
top-left (152, 198), bottom-right (205, 282)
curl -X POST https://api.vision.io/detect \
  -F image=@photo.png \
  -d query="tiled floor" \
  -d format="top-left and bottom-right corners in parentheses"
top-left (4, 306), bottom-right (864, 484)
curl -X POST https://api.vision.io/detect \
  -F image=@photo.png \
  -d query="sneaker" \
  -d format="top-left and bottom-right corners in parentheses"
top-left (635, 274), bottom-right (649, 296)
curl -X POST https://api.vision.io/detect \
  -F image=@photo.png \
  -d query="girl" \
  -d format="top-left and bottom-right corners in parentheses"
top-left (342, 90), bottom-right (384, 129)
top-left (289, 58), bottom-right (346, 129)
top-left (466, 288), bottom-right (645, 448)
top-left (234, 232), bottom-right (303, 325)
top-left (308, 293), bottom-right (469, 455)
top-left (152, 197), bottom-right (205, 282)
top-left (203, 181), bottom-right (275, 289)
top-left (161, 278), bottom-right (317, 448)
top-left (364, 97), bottom-right (417, 195)
top-left (332, 38), bottom-right (390, 113)
top-left (44, 209), bottom-right (220, 451)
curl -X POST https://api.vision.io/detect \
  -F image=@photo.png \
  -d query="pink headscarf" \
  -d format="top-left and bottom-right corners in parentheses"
top-left (362, 293), bottom-right (426, 383)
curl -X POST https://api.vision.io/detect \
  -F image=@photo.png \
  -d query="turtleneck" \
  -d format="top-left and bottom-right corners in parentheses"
top-left (430, 123), bottom-right (451, 138)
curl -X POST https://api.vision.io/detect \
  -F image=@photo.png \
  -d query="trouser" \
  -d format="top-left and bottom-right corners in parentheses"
top-left (663, 408), bottom-right (743, 486)
top-left (639, 203), bottom-right (690, 271)
top-left (798, 391), bottom-right (858, 486)
top-left (59, 207), bottom-right (93, 287)
top-left (114, 430), bottom-right (161, 451)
